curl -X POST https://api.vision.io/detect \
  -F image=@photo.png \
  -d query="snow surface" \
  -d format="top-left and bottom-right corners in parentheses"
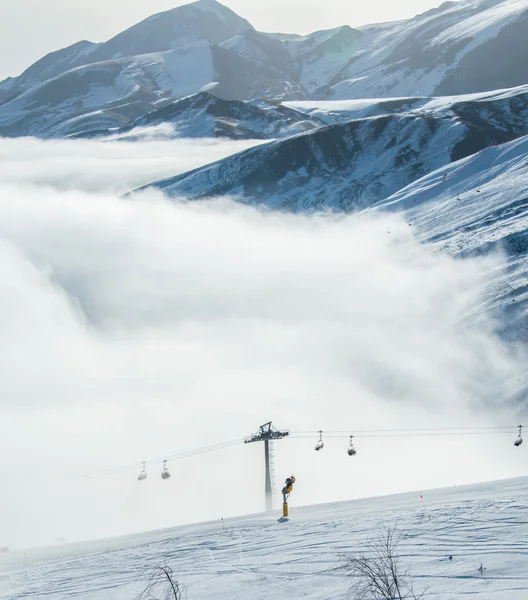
top-left (192, 0), bottom-right (239, 23)
top-left (425, 0), bottom-right (528, 78)
top-left (0, 46), bottom-right (218, 138)
top-left (146, 44), bottom-right (215, 99)
top-left (284, 99), bottom-right (394, 122)
top-left (325, 0), bottom-right (528, 99)
top-left (372, 133), bottom-right (528, 348)
top-left (1, 477), bottom-right (527, 599)
top-left (285, 84), bottom-right (528, 121)
top-left (416, 84), bottom-right (528, 112)
top-left (147, 112), bottom-right (470, 211)
top-left (432, 0), bottom-right (528, 47)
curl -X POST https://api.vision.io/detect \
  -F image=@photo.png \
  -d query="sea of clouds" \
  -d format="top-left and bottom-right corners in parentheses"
top-left (0, 136), bottom-right (525, 549)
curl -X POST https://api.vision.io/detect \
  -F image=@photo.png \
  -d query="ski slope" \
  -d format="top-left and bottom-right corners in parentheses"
top-left (1, 477), bottom-right (527, 599)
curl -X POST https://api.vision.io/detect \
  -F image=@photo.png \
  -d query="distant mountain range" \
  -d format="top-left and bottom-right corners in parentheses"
top-left (1, 0), bottom-right (528, 138)
top-left (74, 92), bottom-right (325, 141)
top-left (1, 0), bottom-right (527, 403)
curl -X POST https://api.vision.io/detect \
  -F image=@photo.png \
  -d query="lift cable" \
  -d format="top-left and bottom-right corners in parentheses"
top-left (290, 426), bottom-right (519, 436)
top-left (88, 425), bottom-right (523, 481)
top-left (89, 438), bottom-right (245, 479)
top-left (289, 430), bottom-right (519, 440)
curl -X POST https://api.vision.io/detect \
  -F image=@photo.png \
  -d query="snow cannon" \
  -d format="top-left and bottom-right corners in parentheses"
top-left (281, 475), bottom-right (295, 519)
top-left (282, 476), bottom-right (295, 496)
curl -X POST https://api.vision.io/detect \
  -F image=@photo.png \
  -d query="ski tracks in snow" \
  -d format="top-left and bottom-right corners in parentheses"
top-left (1, 480), bottom-right (528, 599)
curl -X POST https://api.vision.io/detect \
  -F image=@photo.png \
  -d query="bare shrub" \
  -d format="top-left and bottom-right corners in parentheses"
top-left (136, 564), bottom-right (184, 600)
top-left (344, 525), bottom-right (426, 600)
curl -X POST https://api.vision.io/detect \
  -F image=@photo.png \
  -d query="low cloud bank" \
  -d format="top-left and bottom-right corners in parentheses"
top-left (0, 136), bottom-right (261, 194)
top-left (0, 137), bottom-right (525, 549)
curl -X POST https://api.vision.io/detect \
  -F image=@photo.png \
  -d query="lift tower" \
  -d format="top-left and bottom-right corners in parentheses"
top-left (245, 422), bottom-right (289, 512)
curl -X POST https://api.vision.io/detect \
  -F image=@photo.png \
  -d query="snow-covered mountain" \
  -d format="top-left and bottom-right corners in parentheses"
top-left (0, 0), bottom-right (304, 138)
top-left (0, 0), bottom-right (252, 100)
top-left (138, 85), bottom-right (528, 212)
top-left (321, 0), bottom-right (528, 99)
top-left (72, 92), bottom-right (324, 141)
top-left (374, 133), bottom-right (528, 350)
top-left (134, 86), bottom-right (528, 347)
top-left (1, 0), bottom-right (528, 138)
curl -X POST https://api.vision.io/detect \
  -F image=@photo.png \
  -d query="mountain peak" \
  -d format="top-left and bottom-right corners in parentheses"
top-left (188, 0), bottom-right (255, 30)
top-left (78, 0), bottom-right (254, 64)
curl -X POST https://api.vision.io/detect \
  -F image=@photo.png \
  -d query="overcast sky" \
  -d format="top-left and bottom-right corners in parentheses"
top-left (0, 0), bottom-right (456, 80)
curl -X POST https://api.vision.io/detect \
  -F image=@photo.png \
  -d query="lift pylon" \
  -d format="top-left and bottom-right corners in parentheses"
top-left (245, 422), bottom-right (289, 512)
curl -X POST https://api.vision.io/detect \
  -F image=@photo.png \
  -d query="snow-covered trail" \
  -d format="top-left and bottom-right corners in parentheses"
top-left (2, 477), bottom-right (527, 599)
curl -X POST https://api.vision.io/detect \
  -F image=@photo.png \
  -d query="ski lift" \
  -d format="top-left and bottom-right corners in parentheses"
top-left (137, 461), bottom-right (147, 481)
top-left (514, 425), bottom-right (523, 447)
top-left (161, 460), bottom-right (171, 480)
top-left (347, 435), bottom-right (357, 456)
top-left (315, 430), bottom-right (324, 451)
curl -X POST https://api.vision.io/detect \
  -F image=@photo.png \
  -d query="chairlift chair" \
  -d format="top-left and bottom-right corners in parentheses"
top-left (161, 460), bottom-right (171, 480)
top-left (137, 461), bottom-right (147, 481)
top-left (315, 430), bottom-right (324, 451)
top-left (514, 425), bottom-right (523, 447)
top-left (348, 435), bottom-right (357, 456)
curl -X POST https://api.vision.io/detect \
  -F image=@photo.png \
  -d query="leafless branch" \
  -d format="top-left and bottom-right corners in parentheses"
top-left (136, 564), bottom-right (185, 600)
top-left (344, 525), bottom-right (426, 600)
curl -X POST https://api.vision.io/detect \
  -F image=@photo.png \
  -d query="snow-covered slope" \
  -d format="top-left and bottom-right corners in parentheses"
top-left (0, 45), bottom-right (219, 138)
top-left (0, 0), bottom-right (251, 101)
top-left (323, 0), bottom-right (528, 99)
top-left (2, 0), bottom-right (528, 138)
top-left (133, 88), bottom-right (528, 345)
top-left (139, 86), bottom-right (528, 211)
top-left (83, 92), bottom-right (323, 140)
top-left (0, 1), bottom-right (274, 138)
top-left (141, 115), bottom-right (463, 211)
top-left (373, 134), bottom-right (528, 347)
top-left (0, 46), bottom-right (305, 139)
top-left (220, 24), bottom-right (363, 95)
top-left (85, 0), bottom-right (253, 63)
top-left (1, 477), bottom-right (527, 599)
top-left (0, 41), bottom-right (98, 105)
